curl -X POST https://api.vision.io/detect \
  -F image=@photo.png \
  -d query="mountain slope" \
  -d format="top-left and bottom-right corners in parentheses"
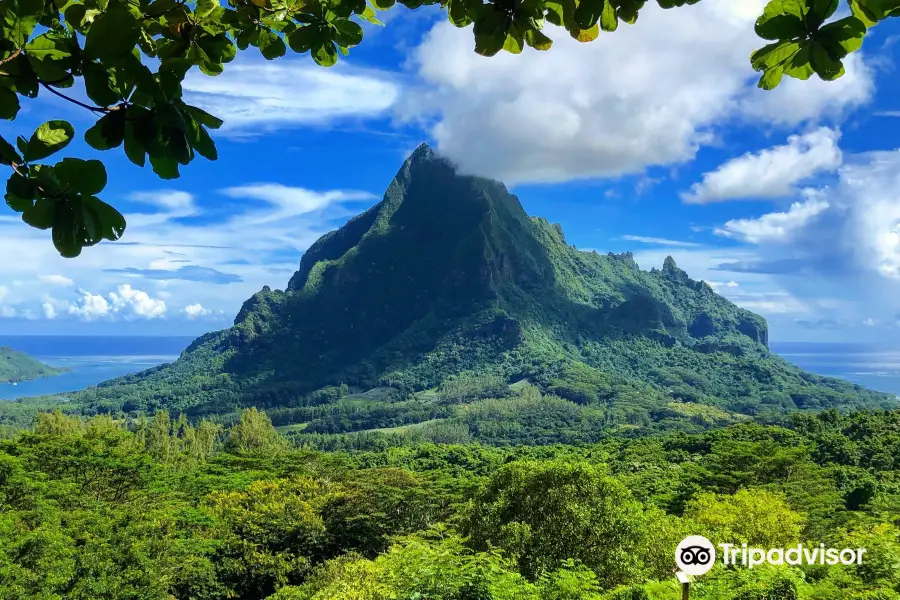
top-left (74, 145), bottom-right (897, 431)
top-left (0, 348), bottom-right (65, 383)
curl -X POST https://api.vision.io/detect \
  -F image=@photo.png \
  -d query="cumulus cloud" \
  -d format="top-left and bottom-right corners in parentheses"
top-left (183, 58), bottom-right (400, 133)
top-left (68, 285), bottom-right (167, 321)
top-left (401, 1), bottom-right (873, 184)
top-left (183, 303), bottom-right (211, 319)
top-left (714, 195), bottom-right (831, 244)
top-left (38, 274), bottom-right (74, 287)
top-left (682, 128), bottom-right (842, 203)
top-left (712, 150), bottom-right (900, 328)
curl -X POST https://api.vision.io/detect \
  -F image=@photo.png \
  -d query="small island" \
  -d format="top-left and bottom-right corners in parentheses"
top-left (0, 347), bottom-right (68, 384)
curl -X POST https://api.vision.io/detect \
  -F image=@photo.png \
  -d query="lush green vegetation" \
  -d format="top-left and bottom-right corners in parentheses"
top-left (0, 0), bottom-right (889, 256)
top-left (0, 346), bottom-right (66, 383)
top-left (0, 407), bottom-right (897, 599)
top-left (9, 145), bottom-right (889, 437)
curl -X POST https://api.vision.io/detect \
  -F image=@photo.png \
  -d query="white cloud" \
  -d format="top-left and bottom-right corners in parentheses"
top-left (183, 303), bottom-right (210, 319)
top-left (68, 285), bottom-right (167, 321)
top-left (714, 195), bottom-right (830, 244)
top-left (38, 274), bottom-right (74, 286)
top-left (739, 54), bottom-right (873, 126)
top-left (621, 235), bottom-right (701, 248)
top-left (42, 303), bottom-right (57, 319)
top-left (130, 190), bottom-right (196, 213)
top-left (863, 318), bottom-right (876, 326)
top-left (682, 128), bottom-right (842, 203)
top-left (707, 280), bottom-right (740, 289)
top-left (401, 1), bottom-right (873, 184)
top-left (220, 185), bottom-right (376, 226)
top-left (0, 306), bottom-right (16, 318)
top-left (0, 178), bottom-right (379, 327)
top-left (183, 58), bottom-right (400, 133)
top-left (710, 149), bottom-right (900, 333)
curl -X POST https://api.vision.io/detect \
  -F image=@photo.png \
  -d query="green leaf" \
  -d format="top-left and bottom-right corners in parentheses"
top-left (371, 0), bottom-right (395, 8)
top-left (26, 120), bottom-right (75, 161)
top-left (4, 0), bottom-right (45, 46)
top-left (311, 39), bottom-right (338, 66)
top-left (849, 0), bottom-right (879, 25)
top-left (809, 40), bottom-right (845, 79)
top-left (63, 3), bottom-right (89, 29)
top-left (24, 31), bottom-right (75, 61)
top-left (474, 7), bottom-right (510, 56)
top-left (806, 0), bottom-right (839, 29)
top-left (82, 61), bottom-right (122, 106)
top-left (615, 0), bottom-right (645, 23)
top-left (574, 23), bottom-right (600, 42)
top-left (5, 173), bottom-right (36, 210)
top-left (758, 65), bottom-right (784, 89)
top-left (359, 6), bottom-right (382, 24)
top-left (123, 122), bottom-right (146, 167)
top-left (55, 158), bottom-right (108, 195)
top-left (600, 0), bottom-right (617, 31)
top-left (503, 30), bottom-right (524, 54)
top-left (144, 0), bottom-right (179, 16)
top-left (574, 0), bottom-right (603, 29)
top-left (817, 16), bottom-right (867, 57)
top-left (258, 30), bottom-right (287, 59)
top-left (84, 2), bottom-right (141, 61)
top-left (751, 39), bottom-right (801, 71)
top-left (0, 87), bottom-right (22, 120)
top-left (149, 154), bottom-right (180, 179)
top-left (783, 42), bottom-right (814, 79)
top-left (0, 134), bottom-right (22, 165)
top-left (23, 197), bottom-right (54, 230)
top-left (185, 104), bottom-right (224, 129)
top-left (84, 112), bottom-right (127, 151)
top-left (755, 0), bottom-right (808, 41)
top-left (81, 195), bottom-right (126, 243)
top-left (524, 28), bottom-right (553, 50)
top-left (288, 26), bottom-right (317, 53)
top-left (332, 19), bottom-right (364, 47)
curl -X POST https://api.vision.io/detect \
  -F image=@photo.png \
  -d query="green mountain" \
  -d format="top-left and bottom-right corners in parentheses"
top-left (0, 347), bottom-right (65, 383)
top-left (75, 144), bottom-right (896, 438)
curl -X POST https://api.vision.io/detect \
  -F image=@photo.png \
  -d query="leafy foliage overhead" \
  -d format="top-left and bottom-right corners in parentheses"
top-left (0, 0), bottom-right (891, 255)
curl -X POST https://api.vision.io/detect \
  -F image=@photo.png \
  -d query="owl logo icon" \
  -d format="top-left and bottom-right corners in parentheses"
top-left (676, 536), bottom-right (716, 576)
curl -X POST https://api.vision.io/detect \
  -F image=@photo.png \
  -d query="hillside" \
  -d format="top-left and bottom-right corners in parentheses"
top-left (72, 144), bottom-right (897, 439)
top-left (0, 347), bottom-right (65, 383)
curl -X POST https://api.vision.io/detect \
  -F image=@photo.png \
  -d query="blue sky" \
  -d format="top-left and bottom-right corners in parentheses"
top-left (1, 0), bottom-right (899, 343)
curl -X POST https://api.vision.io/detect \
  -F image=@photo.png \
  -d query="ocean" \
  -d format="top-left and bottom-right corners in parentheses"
top-left (1, 336), bottom-right (899, 401)
top-left (770, 342), bottom-right (900, 397)
top-left (0, 336), bottom-right (194, 401)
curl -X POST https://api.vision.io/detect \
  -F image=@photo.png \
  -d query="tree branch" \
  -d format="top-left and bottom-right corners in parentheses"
top-left (0, 50), bottom-right (22, 67)
top-left (39, 81), bottom-right (110, 113)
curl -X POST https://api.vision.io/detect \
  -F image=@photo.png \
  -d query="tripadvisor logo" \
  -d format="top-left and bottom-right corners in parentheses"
top-left (676, 536), bottom-right (867, 575)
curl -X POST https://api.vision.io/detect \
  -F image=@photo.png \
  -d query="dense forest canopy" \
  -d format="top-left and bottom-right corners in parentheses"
top-left (0, 407), bottom-right (897, 599)
top-left (0, 0), bottom-right (894, 256)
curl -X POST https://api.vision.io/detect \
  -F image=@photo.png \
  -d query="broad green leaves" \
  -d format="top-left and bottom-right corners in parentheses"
top-left (751, 0), bottom-right (870, 89)
top-left (84, 2), bottom-right (142, 62)
top-left (0, 0), bottom-right (891, 256)
top-left (26, 120), bottom-right (74, 161)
